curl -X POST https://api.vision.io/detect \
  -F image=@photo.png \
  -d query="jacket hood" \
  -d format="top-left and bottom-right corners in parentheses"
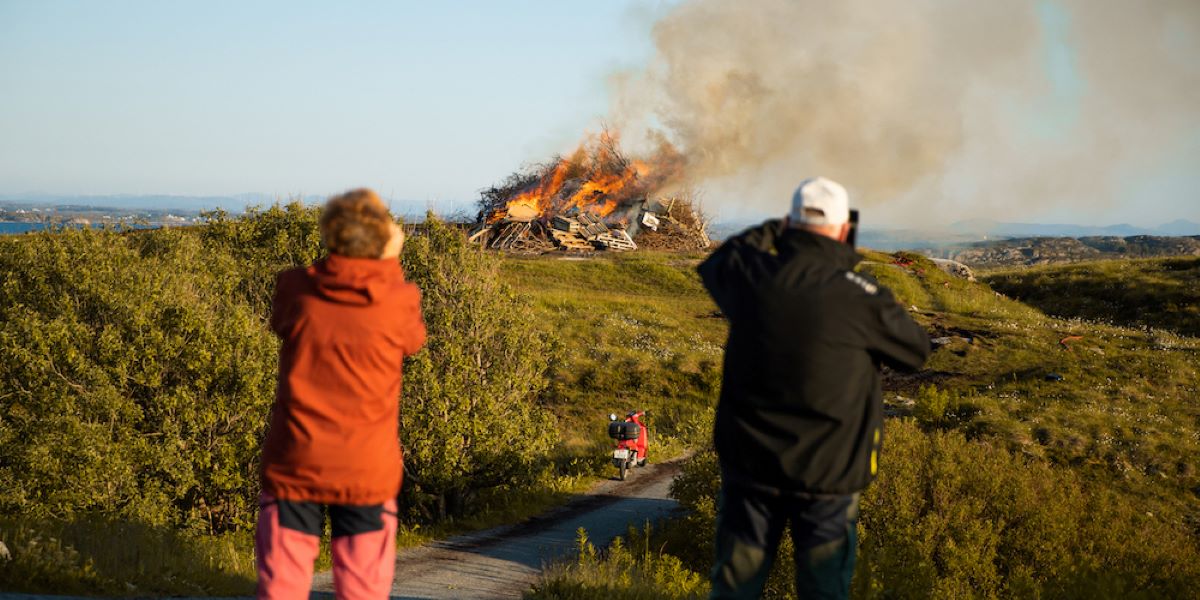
top-left (307, 254), bottom-right (404, 305)
top-left (776, 227), bottom-right (862, 271)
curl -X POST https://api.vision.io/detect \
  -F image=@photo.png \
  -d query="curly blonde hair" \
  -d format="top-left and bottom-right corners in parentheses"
top-left (319, 189), bottom-right (393, 258)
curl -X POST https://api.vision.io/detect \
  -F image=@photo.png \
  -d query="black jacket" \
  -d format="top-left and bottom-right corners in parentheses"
top-left (698, 220), bottom-right (930, 495)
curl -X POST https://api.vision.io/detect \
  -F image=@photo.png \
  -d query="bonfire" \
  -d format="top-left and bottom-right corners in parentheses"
top-left (469, 130), bottom-right (710, 254)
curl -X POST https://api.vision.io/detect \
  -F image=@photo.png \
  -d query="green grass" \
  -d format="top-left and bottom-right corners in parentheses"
top-left (0, 460), bottom-right (609, 596)
top-left (0, 517), bottom-right (256, 596)
top-left (861, 254), bottom-right (1200, 497)
top-left (405, 467), bottom-right (600, 545)
top-left (557, 418), bottom-right (1200, 600)
top-left (500, 252), bottom-right (725, 456)
top-left (983, 256), bottom-right (1200, 336)
top-left (527, 528), bottom-right (707, 600)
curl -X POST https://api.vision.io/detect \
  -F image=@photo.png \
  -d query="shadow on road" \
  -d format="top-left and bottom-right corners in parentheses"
top-left (475, 496), bottom-right (679, 569)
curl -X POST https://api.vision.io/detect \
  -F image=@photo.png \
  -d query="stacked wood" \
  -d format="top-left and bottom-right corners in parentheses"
top-left (471, 129), bottom-right (700, 255)
top-left (475, 221), bottom-right (554, 254)
top-left (473, 198), bottom-right (700, 254)
top-left (595, 229), bottom-right (637, 251)
top-left (546, 214), bottom-right (634, 252)
top-left (549, 229), bottom-right (594, 252)
top-left (552, 215), bottom-right (580, 233)
top-left (574, 213), bottom-right (611, 241)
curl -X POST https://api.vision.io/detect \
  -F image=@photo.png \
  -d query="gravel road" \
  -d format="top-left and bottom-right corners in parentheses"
top-left (313, 457), bottom-right (683, 600)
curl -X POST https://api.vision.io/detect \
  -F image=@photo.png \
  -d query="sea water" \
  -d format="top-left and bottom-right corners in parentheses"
top-left (0, 222), bottom-right (50, 234)
top-left (0, 222), bottom-right (159, 235)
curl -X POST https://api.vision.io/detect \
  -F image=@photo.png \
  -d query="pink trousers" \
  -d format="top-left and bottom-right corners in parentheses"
top-left (255, 493), bottom-right (398, 600)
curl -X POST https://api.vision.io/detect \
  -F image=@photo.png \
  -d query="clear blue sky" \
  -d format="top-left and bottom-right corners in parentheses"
top-left (0, 0), bottom-right (657, 206)
top-left (1, 1), bottom-right (1197, 226)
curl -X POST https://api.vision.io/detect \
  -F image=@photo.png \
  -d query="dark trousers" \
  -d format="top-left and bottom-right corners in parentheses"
top-left (709, 484), bottom-right (859, 600)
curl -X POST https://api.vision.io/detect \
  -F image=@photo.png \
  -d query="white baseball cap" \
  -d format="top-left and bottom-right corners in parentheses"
top-left (790, 177), bottom-right (850, 226)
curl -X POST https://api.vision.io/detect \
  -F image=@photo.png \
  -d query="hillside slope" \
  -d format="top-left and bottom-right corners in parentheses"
top-left (983, 256), bottom-right (1200, 337)
top-left (532, 250), bottom-right (1200, 599)
top-left (949, 235), bottom-right (1200, 268)
top-left (500, 252), bottom-right (724, 452)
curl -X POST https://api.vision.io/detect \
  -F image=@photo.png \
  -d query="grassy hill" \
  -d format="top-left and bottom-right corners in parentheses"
top-left (867, 253), bottom-right (1200, 486)
top-left (983, 256), bottom-right (1200, 337)
top-left (949, 236), bottom-right (1200, 268)
top-left (499, 253), bottom-right (724, 454)
top-left (3, 217), bottom-right (1197, 597)
top-left (532, 250), bottom-right (1200, 599)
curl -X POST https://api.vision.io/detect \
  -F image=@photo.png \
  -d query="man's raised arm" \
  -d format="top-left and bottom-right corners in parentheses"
top-left (863, 286), bottom-right (931, 372)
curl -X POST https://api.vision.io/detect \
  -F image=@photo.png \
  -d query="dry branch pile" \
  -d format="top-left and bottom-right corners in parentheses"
top-left (631, 196), bottom-right (711, 252)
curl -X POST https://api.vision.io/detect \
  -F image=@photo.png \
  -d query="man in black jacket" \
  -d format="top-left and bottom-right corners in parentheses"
top-left (698, 177), bottom-right (930, 599)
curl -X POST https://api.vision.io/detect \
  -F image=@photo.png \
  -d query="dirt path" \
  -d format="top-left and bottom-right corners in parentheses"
top-left (311, 458), bottom-right (683, 600)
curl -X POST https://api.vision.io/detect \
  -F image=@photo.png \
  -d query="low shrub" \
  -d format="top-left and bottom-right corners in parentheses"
top-left (525, 528), bottom-right (707, 600)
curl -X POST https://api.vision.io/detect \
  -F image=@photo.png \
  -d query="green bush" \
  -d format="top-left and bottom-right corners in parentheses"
top-left (399, 215), bottom-right (560, 518)
top-left (912, 384), bottom-right (954, 426)
top-left (0, 227), bottom-right (277, 532)
top-left (0, 516), bottom-right (254, 595)
top-left (541, 419), bottom-right (1200, 599)
top-left (856, 419), bottom-right (1199, 598)
top-left (0, 208), bottom-right (571, 592)
top-left (197, 203), bottom-right (324, 312)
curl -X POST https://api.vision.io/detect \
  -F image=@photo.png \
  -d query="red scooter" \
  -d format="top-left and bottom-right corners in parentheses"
top-left (607, 410), bottom-right (648, 481)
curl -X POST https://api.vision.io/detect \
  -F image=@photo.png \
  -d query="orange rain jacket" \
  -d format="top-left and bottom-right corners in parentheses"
top-left (261, 254), bottom-right (426, 505)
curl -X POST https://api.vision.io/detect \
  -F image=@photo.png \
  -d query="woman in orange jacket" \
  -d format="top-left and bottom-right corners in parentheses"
top-left (256, 189), bottom-right (426, 599)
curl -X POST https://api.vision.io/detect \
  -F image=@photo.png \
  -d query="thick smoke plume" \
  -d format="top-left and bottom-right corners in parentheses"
top-left (609, 0), bottom-right (1200, 225)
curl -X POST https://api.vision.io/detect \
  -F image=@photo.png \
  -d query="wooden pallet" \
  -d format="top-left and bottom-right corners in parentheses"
top-left (595, 230), bottom-right (637, 251)
top-left (550, 229), bottom-right (594, 251)
top-left (552, 215), bottom-right (580, 233)
top-left (489, 222), bottom-right (531, 250)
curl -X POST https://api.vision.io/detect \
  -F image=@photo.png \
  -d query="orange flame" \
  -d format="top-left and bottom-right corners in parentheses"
top-left (492, 132), bottom-right (678, 224)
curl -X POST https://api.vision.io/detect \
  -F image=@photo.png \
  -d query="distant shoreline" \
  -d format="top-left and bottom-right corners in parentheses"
top-left (0, 221), bottom-right (160, 235)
